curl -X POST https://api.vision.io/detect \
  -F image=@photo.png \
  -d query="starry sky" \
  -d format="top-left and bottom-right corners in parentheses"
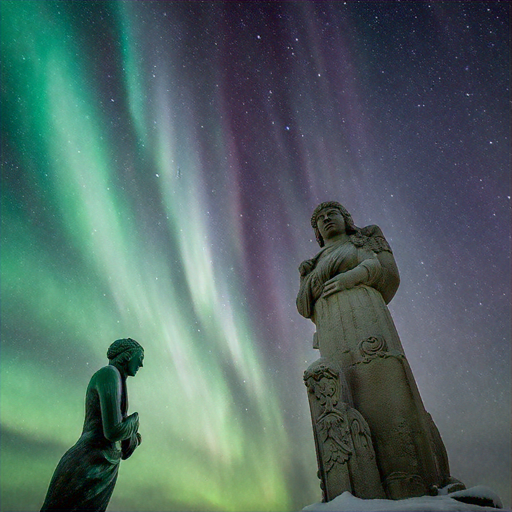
top-left (1, 1), bottom-right (510, 511)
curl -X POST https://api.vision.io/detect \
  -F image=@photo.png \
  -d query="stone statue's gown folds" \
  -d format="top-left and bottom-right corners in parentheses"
top-left (41, 365), bottom-right (139, 512)
top-left (297, 235), bottom-right (450, 499)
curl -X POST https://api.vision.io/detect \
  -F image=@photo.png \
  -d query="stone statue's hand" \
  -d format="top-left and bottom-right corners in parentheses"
top-left (322, 271), bottom-right (359, 298)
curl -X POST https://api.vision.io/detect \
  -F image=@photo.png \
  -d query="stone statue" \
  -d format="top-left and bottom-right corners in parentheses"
top-left (297, 202), bottom-right (462, 501)
top-left (40, 338), bottom-right (144, 511)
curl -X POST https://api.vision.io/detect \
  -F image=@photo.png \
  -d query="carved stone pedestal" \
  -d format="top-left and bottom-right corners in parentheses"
top-left (304, 358), bottom-right (385, 502)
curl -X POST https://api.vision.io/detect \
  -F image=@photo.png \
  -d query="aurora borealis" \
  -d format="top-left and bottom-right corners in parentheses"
top-left (1, 1), bottom-right (510, 511)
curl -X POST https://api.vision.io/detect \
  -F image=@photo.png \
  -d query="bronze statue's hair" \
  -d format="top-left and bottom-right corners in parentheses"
top-left (311, 201), bottom-right (358, 247)
top-left (107, 338), bottom-right (143, 366)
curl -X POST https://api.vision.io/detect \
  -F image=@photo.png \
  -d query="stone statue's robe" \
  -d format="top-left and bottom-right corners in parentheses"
top-left (41, 366), bottom-right (139, 512)
top-left (297, 239), bottom-right (449, 499)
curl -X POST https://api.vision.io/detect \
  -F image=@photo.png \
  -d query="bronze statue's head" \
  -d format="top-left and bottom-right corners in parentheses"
top-left (108, 338), bottom-right (144, 376)
top-left (311, 201), bottom-right (358, 247)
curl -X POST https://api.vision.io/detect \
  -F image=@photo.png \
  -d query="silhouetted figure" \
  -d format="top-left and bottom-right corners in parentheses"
top-left (41, 338), bottom-right (144, 511)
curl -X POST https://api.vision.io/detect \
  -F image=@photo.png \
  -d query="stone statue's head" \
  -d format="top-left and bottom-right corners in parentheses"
top-left (311, 201), bottom-right (358, 247)
top-left (107, 338), bottom-right (144, 375)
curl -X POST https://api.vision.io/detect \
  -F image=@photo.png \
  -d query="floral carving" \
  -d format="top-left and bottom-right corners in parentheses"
top-left (358, 335), bottom-right (388, 363)
top-left (304, 360), bottom-right (348, 411)
top-left (304, 360), bottom-right (353, 472)
top-left (348, 411), bottom-right (374, 457)
top-left (304, 358), bottom-right (385, 501)
top-left (317, 410), bottom-right (352, 470)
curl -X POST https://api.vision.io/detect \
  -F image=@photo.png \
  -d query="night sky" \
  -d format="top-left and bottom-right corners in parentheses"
top-left (1, 1), bottom-right (510, 511)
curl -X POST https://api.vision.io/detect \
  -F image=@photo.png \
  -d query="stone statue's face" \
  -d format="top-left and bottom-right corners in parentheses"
top-left (316, 208), bottom-right (346, 240)
top-left (126, 350), bottom-right (144, 377)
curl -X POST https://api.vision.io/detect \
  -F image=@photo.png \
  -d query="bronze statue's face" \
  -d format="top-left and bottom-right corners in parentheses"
top-left (126, 350), bottom-right (144, 377)
top-left (316, 207), bottom-right (346, 240)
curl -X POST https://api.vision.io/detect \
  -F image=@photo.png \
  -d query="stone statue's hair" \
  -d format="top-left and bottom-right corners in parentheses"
top-left (311, 201), bottom-right (358, 247)
top-left (107, 338), bottom-right (143, 366)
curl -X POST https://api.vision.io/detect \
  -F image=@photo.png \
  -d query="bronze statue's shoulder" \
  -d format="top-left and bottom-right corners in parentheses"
top-left (91, 365), bottom-right (121, 384)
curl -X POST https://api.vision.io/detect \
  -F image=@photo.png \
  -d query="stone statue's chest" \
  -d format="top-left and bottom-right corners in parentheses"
top-left (315, 243), bottom-right (359, 282)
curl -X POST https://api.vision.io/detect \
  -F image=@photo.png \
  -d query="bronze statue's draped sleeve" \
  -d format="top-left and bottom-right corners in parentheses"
top-left (94, 366), bottom-right (139, 443)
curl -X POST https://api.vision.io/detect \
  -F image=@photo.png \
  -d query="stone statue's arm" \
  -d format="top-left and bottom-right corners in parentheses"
top-left (95, 366), bottom-right (139, 442)
top-left (360, 225), bottom-right (400, 303)
top-left (297, 258), bottom-right (319, 319)
top-left (375, 250), bottom-right (400, 304)
top-left (322, 255), bottom-right (381, 298)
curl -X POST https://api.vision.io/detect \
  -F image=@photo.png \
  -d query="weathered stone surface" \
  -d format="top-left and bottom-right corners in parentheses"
top-left (297, 202), bottom-right (459, 501)
top-left (304, 358), bottom-right (385, 501)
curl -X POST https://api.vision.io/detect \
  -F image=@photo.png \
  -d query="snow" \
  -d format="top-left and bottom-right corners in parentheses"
top-left (302, 486), bottom-right (505, 512)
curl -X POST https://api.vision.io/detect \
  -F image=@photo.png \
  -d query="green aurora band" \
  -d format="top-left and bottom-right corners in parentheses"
top-left (1, 2), bottom-right (311, 510)
top-left (1, 1), bottom-right (510, 511)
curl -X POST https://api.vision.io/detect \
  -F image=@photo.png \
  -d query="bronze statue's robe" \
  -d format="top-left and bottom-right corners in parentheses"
top-left (41, 365), bottom-right (139, 511)
top-left (297, 239), bottom-right (450, 499)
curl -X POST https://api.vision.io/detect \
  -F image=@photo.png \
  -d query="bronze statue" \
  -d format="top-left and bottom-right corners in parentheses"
top-left (297, 202), bottom-right (462, 501)
top-left (40, 338), bottom-right (144, 511)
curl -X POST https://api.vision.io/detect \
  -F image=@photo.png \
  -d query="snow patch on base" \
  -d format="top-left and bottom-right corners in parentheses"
top-left (302, 486), bottom-right (504, 512)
